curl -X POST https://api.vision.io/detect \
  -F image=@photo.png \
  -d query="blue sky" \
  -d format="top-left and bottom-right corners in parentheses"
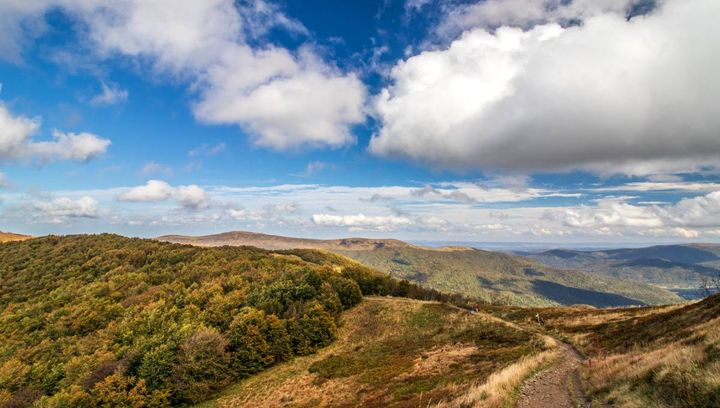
top-left (1, 0), bottom-right (719, 244)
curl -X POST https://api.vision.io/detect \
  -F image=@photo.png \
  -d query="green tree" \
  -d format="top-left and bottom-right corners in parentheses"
top-left (288, 302), bottom-right (337, 355)
top-left (227, 308), bottom-right (291, 375)
top-left (330, 277), bottom-right (362, 309)
top-left (171, 327), bottom-right (230, 403)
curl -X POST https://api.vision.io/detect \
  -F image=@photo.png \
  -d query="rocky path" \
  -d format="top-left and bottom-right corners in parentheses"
top-left (515, 342), bottom-right (591, 408)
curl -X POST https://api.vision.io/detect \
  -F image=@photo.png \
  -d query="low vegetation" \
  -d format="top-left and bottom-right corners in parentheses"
top-left (195, 297), bottom-right (550, 408)
top-left (487, 293), bottom-right (720, 407)
top-left (0, 235), bottom-right (458, 407)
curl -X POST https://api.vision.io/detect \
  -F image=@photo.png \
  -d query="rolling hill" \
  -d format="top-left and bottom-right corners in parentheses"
top-left (158, 231), bottom-right (412, 251)
top-left (0, 231), bottom-right (31, 243)
top-left (0, 234), bottom-right (456, 407)
top-left (525, 244), bottom-right (720, 298)
top-left (159, 231), bottom-right (682, 307)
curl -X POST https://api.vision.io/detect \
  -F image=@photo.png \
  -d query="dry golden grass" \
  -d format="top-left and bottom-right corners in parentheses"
top-left (0, 232), bottom-right (31, 243)
top-left (398, 344), bottom-right (479, 380)
top-left (579, 321), bottom-right (720, 407)
top-left (195, 297), bottom-right (545, 408)
top-left (547, 304), bottom-right (684, 329)
top-left (519, 294), bottom-right (720, 407)
top-left (433, 336), bottom-right (560, 408)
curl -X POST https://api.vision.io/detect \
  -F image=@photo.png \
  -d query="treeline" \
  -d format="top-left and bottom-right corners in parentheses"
top-left (0, 235), bottom-right (434, 407)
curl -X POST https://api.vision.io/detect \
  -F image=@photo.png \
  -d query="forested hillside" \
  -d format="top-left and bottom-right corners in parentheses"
top-left (336, 246), bottom-right (681, 306)
top-left (0, 235), bottom-right (449, 407)
top-left (160, 231), bottom-right (682, 307)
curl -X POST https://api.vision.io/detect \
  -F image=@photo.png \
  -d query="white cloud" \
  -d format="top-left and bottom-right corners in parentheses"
top-left (0, 172), bottom-right (6, 188)
top-left (1, 0), bottom-right (366, 150)
top-left (555, 191), bottom-right (720, 234)
top-left (175, 185), bottom-right (209, 210)
top-left (371, 0), bottom-right (720, 176)
top-left (188, 142), bottom-right (226, 157)
top-left (140, 162), bottom-right (173, 176)
top-left (90, 81), bottom-right (128, 106)
top-left (593, 182), bottom-right (720, 193)
top-left (0, 101), bottom-right (38, 158)
top-left (27, 130), bottom-right (111, 162)
top-left (118, 180), bottom-right (208, 210)
top-left (410, 181), bottom-right (572, 203)
top-left (312, 213), bottom-right (412, 231)
top-left (4, 180), bottom-right (720, 241)
top-left (118, 180), bottom-right (175, 202)
top-left (0, 102), bottom-right (110, 163)
top-left (226, 202), bottom-right (301, 222)
top-left (437, 0), bottom-right (647, 37)
top-left (193, 53), bottom-right (366, 150)
top-left (301, 160), bottom-right (326, 176)
top-left (405, 0), bottom-right (433, 13)
top-left (34, 196), bottom-right (99, 222)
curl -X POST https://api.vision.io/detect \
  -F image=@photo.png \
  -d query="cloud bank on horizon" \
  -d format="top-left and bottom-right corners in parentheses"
top-left (1, 0), bottom-right (719, 242)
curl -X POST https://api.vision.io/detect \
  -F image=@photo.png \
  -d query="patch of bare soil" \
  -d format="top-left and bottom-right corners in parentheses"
top-left (515, 342), bottom-right (590, 408)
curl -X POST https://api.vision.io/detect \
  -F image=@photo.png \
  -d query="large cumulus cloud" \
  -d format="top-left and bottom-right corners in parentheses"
top-left (371, 0), bottom-right (720, 176)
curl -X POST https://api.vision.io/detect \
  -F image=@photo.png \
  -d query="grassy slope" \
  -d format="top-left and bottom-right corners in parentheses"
top-left (339, 247), bottom-right (681, 306)
top-left (488, 293), bottom-right (720, 407)
top-left (0, 231), bottom-right (31, 243)
top-left (195, 297), bottom-right (553, 408)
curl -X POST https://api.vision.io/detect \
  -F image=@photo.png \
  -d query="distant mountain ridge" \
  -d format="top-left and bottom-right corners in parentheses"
top-left (158, 231), bottom-right (682, 307)
top-left (159, 231), bottom-right (419, 251)
top-left (526, 244), bottom-right (720, 298)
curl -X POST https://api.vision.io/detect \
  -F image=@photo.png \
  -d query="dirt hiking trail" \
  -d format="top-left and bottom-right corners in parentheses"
top-left (515, 342), bottom-right (591, 408)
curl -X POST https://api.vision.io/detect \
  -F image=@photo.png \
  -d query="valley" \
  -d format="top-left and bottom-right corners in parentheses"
top-left (525, 244), bottom-right (720, 299)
